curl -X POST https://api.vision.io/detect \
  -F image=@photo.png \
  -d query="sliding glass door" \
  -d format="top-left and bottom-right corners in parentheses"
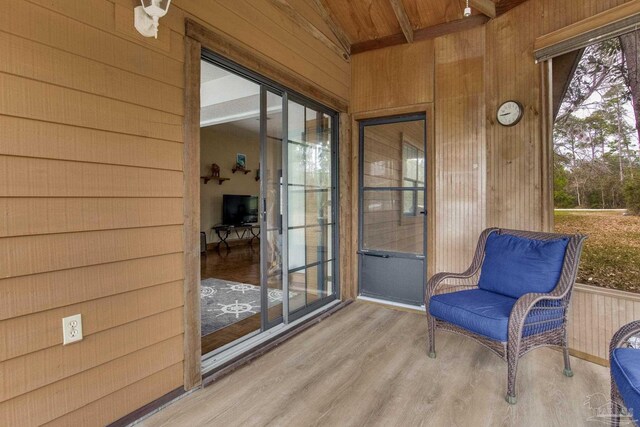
top-left (201, 51), bottom-right (339, 342)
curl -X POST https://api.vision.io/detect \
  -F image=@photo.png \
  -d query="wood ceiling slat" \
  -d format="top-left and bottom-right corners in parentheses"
top-left (401, 0), bottom-right (466, 29)
top-left (322, 0), bottom-right (402, 44)
top-left (315, 0), bottom-right (501, 52)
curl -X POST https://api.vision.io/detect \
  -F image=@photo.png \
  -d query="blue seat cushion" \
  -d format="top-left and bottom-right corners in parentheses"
top-left (611, 348), bottom-right (640, 423)
top-left (478, 232), bottom-right (569, 299)
top-left (429, 289), bottom-right (564, 342)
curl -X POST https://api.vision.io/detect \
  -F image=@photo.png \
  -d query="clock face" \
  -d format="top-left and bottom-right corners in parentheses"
top-left (497, 101), bottom-right (523, 126)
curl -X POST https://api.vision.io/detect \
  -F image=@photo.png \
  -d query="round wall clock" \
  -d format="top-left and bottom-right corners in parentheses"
top-left (497, 100), bottom-right (524, 127)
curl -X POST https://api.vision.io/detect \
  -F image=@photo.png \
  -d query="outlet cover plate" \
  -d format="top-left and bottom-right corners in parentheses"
top-left (62, 314), bottom-right (83, 345)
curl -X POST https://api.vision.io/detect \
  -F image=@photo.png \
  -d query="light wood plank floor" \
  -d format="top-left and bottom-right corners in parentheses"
top-left (141, 302), bottom-right (610, 427)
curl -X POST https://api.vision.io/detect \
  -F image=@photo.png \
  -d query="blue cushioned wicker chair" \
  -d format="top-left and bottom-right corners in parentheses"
top-left (610, 320), bottom-right (640, 426)
top-left (426, 228), bottom-right (587, 404)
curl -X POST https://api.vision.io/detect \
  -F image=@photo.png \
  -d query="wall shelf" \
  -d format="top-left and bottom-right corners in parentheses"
top-left (201, 163), bottom-right (229, 184)
top-left (201, 176), bottom-right (230, 185)
top-left (232, 165), bottom-right (252, 174)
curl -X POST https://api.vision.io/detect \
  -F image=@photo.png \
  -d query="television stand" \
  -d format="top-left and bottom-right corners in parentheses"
top-left (212, 224), bottom-right (260, 250)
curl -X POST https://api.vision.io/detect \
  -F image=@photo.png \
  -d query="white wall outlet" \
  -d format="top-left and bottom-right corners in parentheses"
top-left (62, 314), bottom-right (83, 345)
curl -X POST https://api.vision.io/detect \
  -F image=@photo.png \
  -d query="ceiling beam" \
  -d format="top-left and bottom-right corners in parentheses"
top-left (351, 14), bottom-right (489, 55)
top-left (389, 0), bottom-right (414, 43)
top-left (495, 0), bottom-right (529, 16)
top-left (470, 0), bottom-right (496, 19)
top-left (267, 0), bottom-right (350, 60)
top-left (309, 0), bottom-right (352, 55)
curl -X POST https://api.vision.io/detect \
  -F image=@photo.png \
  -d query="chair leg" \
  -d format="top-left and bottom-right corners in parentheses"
top-left (427, 313), bottom-right (436, 358)
top-left (611, 384), bottom-right (620, 427)
top-left (506, 340), bottom-right (519, 404)
top-left (506, 360), bottom-right (519, 404)
top-left (562, 329), bottom-right (573, 377)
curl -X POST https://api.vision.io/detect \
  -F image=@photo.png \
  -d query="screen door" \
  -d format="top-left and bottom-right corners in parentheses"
top-left (358, 114), bottom-right (427, 306)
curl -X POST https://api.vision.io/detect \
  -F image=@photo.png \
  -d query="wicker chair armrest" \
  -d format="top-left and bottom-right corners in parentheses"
top-left (609, 320), bottom-right (640, 358)
top-left (427, 270), bottom-right (480, 299)
top-left (426, 229), bottom-right (496, 303)
top-left (508, 292), bottom-right (565, 337)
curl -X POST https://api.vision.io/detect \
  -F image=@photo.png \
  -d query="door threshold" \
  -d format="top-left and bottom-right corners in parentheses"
top-left (201, 299), bottom-right (343, 377)
top-left (203, 329), bottom-right (261, 360)
top-left (357, 295), bottom-right (425, 313)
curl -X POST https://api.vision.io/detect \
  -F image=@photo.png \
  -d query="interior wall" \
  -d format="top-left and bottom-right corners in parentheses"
top-left (0, 0), bottom-right (349, 425)
top-left (200, 124), bottom-right (260, 243)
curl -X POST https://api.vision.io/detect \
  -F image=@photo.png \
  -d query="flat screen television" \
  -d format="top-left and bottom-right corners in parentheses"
top-left (222, 194), bottom-right (259, 225)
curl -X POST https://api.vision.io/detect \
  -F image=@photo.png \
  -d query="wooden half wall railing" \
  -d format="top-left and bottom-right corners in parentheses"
top-left (567, 284), bottom-right (640, 366)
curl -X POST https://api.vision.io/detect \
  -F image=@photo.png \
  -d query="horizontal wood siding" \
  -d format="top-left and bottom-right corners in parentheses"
top-left (0, 0), bottom-right (349, 425)
top-left (177, 0), bottom-right (349, 103)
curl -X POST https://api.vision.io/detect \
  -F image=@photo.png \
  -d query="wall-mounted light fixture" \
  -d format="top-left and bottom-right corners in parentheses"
top-left (134, 0), bottom-right (172, 39)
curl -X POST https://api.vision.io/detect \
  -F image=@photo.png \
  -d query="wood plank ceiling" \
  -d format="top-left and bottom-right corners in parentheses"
top-left (299, 0), bottom-right (530, 56)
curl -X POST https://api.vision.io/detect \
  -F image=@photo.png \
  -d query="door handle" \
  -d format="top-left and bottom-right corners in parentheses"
top-left (419, 210), bottom-right (427, 215)
top-left (359, 252), bottom-right (389, 258)
top-left (262, 198), bottom-right (267, 222)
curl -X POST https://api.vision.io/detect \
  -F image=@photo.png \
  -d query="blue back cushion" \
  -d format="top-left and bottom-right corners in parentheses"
top-left (477, 232), bottom-right (569, 299)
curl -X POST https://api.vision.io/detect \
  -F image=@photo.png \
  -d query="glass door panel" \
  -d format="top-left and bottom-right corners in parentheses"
top-left (362, 189), bottom-right (425, 255)
top-left (261, 90), bottom-right (284, 328)
top-left (287, 99), bottom-right (335, 316)
top-left (199, 58), bottom-right (264, 355)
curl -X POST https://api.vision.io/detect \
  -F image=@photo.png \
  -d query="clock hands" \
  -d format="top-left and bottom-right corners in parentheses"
top-left (498, 100), bottom-right (522, 126)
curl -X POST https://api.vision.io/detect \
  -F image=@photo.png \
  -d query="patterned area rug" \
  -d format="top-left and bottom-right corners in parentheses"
top-left (200, 278), bottom-right (292, 336)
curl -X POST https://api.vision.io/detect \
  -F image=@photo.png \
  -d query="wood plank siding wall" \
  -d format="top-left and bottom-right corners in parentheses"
top-left (0, 0), bottom-right (349, 425)
top-left (350, 0), bottom-right (636, 363)
top-left (433, 26), bottom-right (487, 273)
